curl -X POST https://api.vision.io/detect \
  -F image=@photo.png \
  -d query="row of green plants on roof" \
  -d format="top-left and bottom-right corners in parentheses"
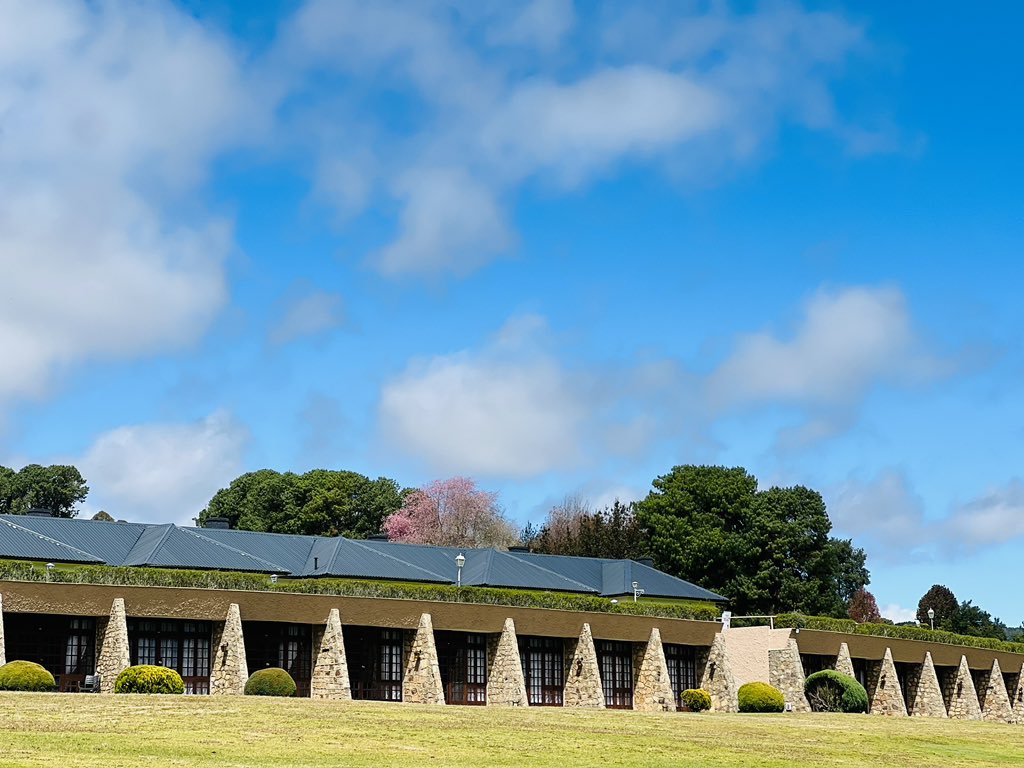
top-left (772, 613), bottom-right (1024, 656)
top-left (0, 560), bottom-right (721, 622)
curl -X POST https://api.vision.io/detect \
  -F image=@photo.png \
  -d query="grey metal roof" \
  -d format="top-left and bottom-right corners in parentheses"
top-left (0, 514), bottom-right (725, 602)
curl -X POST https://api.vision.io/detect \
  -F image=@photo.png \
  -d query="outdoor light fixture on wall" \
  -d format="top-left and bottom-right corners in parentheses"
top-left (455, 552), bottom-right (465, 587)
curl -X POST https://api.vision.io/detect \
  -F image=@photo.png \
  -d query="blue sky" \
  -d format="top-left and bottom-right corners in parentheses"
top-left (2, 1), bottom-right (1023, 625)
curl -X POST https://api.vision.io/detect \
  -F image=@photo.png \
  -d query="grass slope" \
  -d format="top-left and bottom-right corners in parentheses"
top-left (1, 693), bottom-right (1021, 767)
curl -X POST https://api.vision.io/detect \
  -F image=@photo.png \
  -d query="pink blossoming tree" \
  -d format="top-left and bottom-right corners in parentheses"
top-left (383, 477), bottom-right (518, 548)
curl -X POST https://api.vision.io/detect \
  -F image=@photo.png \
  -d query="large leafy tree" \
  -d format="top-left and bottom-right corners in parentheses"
top-left (198, 469), bottom-right (406, 538)
top-left (384, 477), bottom-right (518, 548)
top-left (0, 464), bottom-right (89, 518)
top-left (847, 587), bottom-right (882, 623)
top-left (916, 584), bottom-right (959, 630)
top-left (633, 465), bottom-right (869, 616)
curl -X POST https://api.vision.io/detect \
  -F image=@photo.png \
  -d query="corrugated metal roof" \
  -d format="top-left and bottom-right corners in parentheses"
top-left (0, 514), bottom-right (726, 601)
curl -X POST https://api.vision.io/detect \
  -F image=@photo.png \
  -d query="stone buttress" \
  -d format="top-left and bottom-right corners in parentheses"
top-left (699, 633), bottom-right (737, 712)
top-left (310, 608), bottom-right (351, 700)
top-left (768, 638), bottom-right (810, 712)
top-left (402, 613), bottom-right (445, 704)
top-left (978, 658), bottom-right (1013, 724)
top-left (632, 627), bottom-right (674, 712)
top-left (908, 652), bottom-right (947, 718)
top-left (944, 655), bottom-right (982, 720)
top-left (486, 618), bottom-right (528, 707)
top-left (211, 602), bottom-right (248, 695)
top-left (95, 597), bottom-right (130, 693)
top-left (866, 647), bottom-right (907, 716)
top-left (563, 622), bottom-right (604, 708)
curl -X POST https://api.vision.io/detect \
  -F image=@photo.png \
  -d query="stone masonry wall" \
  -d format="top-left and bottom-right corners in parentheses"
top-left (563, 623), bottom-right (604, 708)
top-left (866, 648), bottom-right (907, 717)
top-left (945, 656), bottom-right (982, 721)
top-left (311, 608), bottom-right (351, 701)
top-left (909, 652), bottom-right (947, 718)
top-left (402, 613), bottom-right (445, 705)
top-left (210, 603), bottom-right (248, 695)
top-left (834, 642), bottom-right (856, 679)
top-left (1008, 664), bottom-right (1024, 724)
top-left (979, 659), bottom-right (1013, 724)
top-left (700, 634), bottom-right (737, 713)
top-left (632, 627), bottom-right (674, 712)
top-left (95, 597), bottom-right (130, 694)
top-left (486, 618), bottom-right (528, 707)
top-left (768, 638), bottom-right (810, 712)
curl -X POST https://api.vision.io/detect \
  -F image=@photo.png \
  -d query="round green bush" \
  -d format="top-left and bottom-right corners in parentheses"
top-left (114, 665), bottom-right (185, 694)
top-left (0, 661), bottom-right (57, 692)
top-left (680, 688), bottom-right (712, 712)
top-left (804, 670), bottom-right (868, 713)
top-left (244, 667), bottom-right (296, 697)
top-left (737, 681), bottom-right (785, 713)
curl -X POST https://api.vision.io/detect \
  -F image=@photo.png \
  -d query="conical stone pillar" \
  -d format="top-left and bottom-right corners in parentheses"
top-left (769, 638), bottom-right (810, 712)
top-left (868, 648), bottom-right (907, 716)
top-left (700, 634), bottom-right (737, 712)
top-left (211, 603), bottom-right (248, 695)
top-left (486, 618), bottom-right (528, 707)
top-left (1008, 663), bottom-right (1024, 724)
top-left (980, 659), bottom-right (1013, 723)
top-left (909, 652), bottom-right (947, 718)
top-left (563, 623), bottom-right (604, 708)
top-left (96, 597), bottom-right (130, 693)
top-left (403, 613), bottom-right (444, 704)
top-left (835, 642), bottom-right (856, 678)
top-left (311, 608), bottom-right (351, 700)
top-left (946, 656), bottom-right (982, 720)
top-left (0, 593), bottom-right (6, 666)
top-left (633, 627), bottom-right (674, 712)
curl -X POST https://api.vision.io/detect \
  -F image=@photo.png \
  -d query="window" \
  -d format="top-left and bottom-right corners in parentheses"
top-left (596, 640), bottom-right (633, 709)
top-left (519, 636), bottom-right (564, 706)
top-left (128, 619), bottom-right (211, 694)
top-left (665, 644), bottom-right (697, 710)
top-left (243, 622), bottom-right (312, 697)
top-left (436, 632), bottom-right (487, 705)
top-left (345, 627), bottom-right (404, 701)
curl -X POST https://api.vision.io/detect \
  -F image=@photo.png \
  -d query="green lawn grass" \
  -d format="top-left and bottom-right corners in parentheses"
top-left (1, 693), bottom-right (1021, 768)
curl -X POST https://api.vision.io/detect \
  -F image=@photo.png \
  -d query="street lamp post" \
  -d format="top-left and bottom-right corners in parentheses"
top-left (455, 552), bottom-right (465, 588)
top-left (927, 607), bottom-right (935, 631)
top-left (631, 580), bottom-right (645, 603)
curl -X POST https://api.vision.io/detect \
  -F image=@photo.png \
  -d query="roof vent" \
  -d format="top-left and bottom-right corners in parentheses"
top-left (508, 546), bottom-right (530, 553)
top-left (26, 508), bottom-right (54, 517)
top-left (637, 557), bottom-right (655, 569)
top-left (367, 534), bottom-right (389, 542)
top-left (205, 517), bottom-right (231, 530)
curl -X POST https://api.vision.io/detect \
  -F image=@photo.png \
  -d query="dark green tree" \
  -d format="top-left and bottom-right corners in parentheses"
top-left (916, 584), bottom-right (959, 630)
top-left (633, 465), bottom-right (868, 616)
top-left (0, 464), bottom-right (89, 518)
top-left (531, 499), bottom-right (644, 560)
top-left (198, 469), bottom-right (407, 538)
top-left (950, 600), bottom-right (1006, 640)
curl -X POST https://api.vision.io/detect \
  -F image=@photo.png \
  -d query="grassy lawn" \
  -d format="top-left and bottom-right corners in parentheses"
top-left (1, 693), bottom-right (1021, 768)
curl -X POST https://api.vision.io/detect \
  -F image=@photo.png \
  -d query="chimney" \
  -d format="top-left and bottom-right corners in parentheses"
top-left (368, 534), bottom-right (389, 542)
top-left (26, 508), bottom-right (54, 517)
top-left (205, 517), bottom-right (231, 529)
top-left (637, 557), bottom-right (655, 569)
top-left (508, 546), bottom-right (530, 553)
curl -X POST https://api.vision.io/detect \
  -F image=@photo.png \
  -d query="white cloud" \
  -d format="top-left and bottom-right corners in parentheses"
top-left (374, 167), bottom-right (514, 277)
top-left (830, 470), bottom-right (1024, 562)
top-left (270, 290), bottom-right (346, 344)
top-left (709, 286), bottom-right (937, 409)
top-left (0, 0), bottom-right (259, 407)
top-left (77, 411), bottom-right (249, 525)
top-left (380, 351), bottom-right (584, 477)
top-left (880, 603), bottom-right (918, 624)
top-left (275, 0), bottom-right (874, 277)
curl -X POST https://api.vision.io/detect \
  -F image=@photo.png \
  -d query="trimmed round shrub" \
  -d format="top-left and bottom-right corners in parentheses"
top-left (804, 670), bottom-right (868, 713)
top-left (114, 665), bottom-right (185, 694)
top-left (0, 661), bottom-right (57, 692)
top-left (244, 667), bottom-right (296, 697)
top-left (737, 681), bottom-right (785, 713)
top-left (680, 688), bottom-right (712, 712)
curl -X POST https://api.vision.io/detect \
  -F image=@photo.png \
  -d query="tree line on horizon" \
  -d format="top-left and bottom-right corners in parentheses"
top-left (1, 461), bottom-right (1016, 636)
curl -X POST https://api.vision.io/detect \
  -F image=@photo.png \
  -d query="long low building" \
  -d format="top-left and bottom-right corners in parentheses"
top-left (0, 513), bottom-right (1022, 722)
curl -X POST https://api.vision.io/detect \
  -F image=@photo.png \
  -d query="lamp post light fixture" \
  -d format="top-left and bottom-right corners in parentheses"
top-left (455, 552), bottom-right (466, 588)
top-left (631, 580), bottom-right (645, 603)
top-left (927, 607), bottom-right (935, 631)
top-left (45, 562), bottom-right (54, 581)
top-left (270, 574), bottom-right (278, 584)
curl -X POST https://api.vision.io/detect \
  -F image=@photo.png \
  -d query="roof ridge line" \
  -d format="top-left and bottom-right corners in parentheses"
top-left (346, 538), bottom-right (450, 582)
top-left (183, 527), bottom-right (291, 573)
top-left (501, 549), bottom-right (598, 593)
top-left (0, 517), bottom-right (105, 562)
